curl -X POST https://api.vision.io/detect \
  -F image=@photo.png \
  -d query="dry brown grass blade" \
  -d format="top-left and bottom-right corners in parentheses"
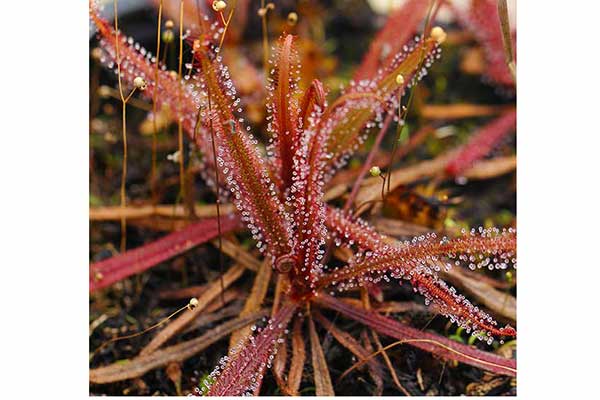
top-left (229, 259), bottom-right (273, 350)
top-left (375, 301), bottom-right (432, 315)
top-left (213, 237), bottom-right (260, 272)
top-left (358, 289), bottom-right (395, 396)
top-left (89, 204), bottom-right (236, 221)
top-left (90, 310), bottom-right (268, 384)
top-left (356, 150), bottom-right (458, 205)
top-left (308, 314), bottom-right (334, 396)
top-left (183, 301), bottom-right (243, 334)
top-left (158, 284), bottom-right (208, 300)
top-left (462, 155), bottom-right (516, 180)
top-left (313, 312), bottom-right (375, 366)
top-left (140, 264), bottom-right (246, 355)
top-left (355, 152), bottom-right (515, 205)
top-left (458, 267), bottom-right (513, 289)
top-left (421, 103), bottom-right (510, 120)
top-left (360, 330), bottom-right (383, 396)
top-left (271, 274), bottom-right (288, 315)
top-left (441, 267), bottom-right (516, 322)
top-left (271, 275), bottom-right (291, 394)
top-left (288, 316), bottom-right (306, 395)
top-left (369, 330), bottom-right (409, 396)
top-left (322, 182), bottom-right (349, 202)
top-left (272, 338), bottom-right (290, 395)
top-left (159, 286), bottom-right (241, 307)
top-left (127, 217), bottom-right (190, 232)
top-left (325, 124), bottom-right (436, 197)
top-left (497, 0), bottom-right (516, 82)
top-left (313, 312), bottom-right (384, 394)
top-left (203, 289), bottom-right (242, 314)
top-left (273, 338), bottom-right (288, 381)
top-left (371, 217), bottom-right (432, 237)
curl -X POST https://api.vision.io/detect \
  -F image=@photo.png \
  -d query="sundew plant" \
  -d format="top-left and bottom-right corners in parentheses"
top-left (90, 0), bottom-right (517, 396)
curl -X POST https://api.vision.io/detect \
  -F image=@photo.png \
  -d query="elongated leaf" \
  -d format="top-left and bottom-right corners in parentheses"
top-left (90, 4), bottom-right (229, 197)
top-left (90, 214), bottom-right (241, 292)
top-left (326, 206), bottom-right (390, 251)
top-left (192, 37), bottom-right (293, 260)
top-left (284, 97), bottom-right (329, 297)
top-left (205, 303), bottom-right (297, 396)
top-left (89, 4), bottom-right (202, 144)
top-left (321, 226), bottom-right (517, 337)
top-left (308, 315), bottom-right (334, 396)
top-left (299, 79), bottom-right (326, 129)
top-left (322, 36), bottom-right (441, 172)
top-left (315, 294), bottom-right (516, 377)
top-left (266, 34), bottom-right (302, 189)
top-left (441, 267), bottom-right (516, 322)
top-left (454, 0), bottom-right (516, 88)
top-left (353, 0), bottom-right (431, 82)
top-left (445, 109), bottom-right (517, 176)
top-left (325, 208), bottom-right (516, 337)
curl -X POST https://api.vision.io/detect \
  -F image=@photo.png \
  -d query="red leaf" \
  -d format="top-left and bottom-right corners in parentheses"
top-left (267, 34), bottom-right (303, 190)
top-left (299, 79), bottom-right (326, 130)
top-left (322, 36), bottom-right (441, 172)
top-left (454, 0), bottom-right (516, 88)
top-left (326, 206), bottom-right (386, 252)
top-left (324, 208), bottom-right (517, 337)
top-left (445, 109), bottom-right (516, 176)
top-left (90, 214), bottom-right (241, 292)
top-left (316, 293), bottom-right (516, 377)
top-left (285, 101), bottom-right (330, 297)
top-left (205, 303), bottom-right (297, 396)
top-left (90, 3), bottom-right (215, 186)
top-left (353, 0), bottom-right (431, 82)
top-left (191, 37), bottom-right (293, 259)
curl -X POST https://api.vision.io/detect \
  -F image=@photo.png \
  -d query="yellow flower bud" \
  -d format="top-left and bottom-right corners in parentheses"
top-left (212, 0), bottom-right (227, 12)
top-left (287, 12), bottom-right (298, 26)
top-left (430, 26), bottom-right (447, 44)
top-left (133, 76), bottom-right (147, 90)
top-left (188, 297), bottom-right (199, 310)
top-left (91, 47), bottom-right (103, 61)
top-left (369, 166), bottom-right (381, 177)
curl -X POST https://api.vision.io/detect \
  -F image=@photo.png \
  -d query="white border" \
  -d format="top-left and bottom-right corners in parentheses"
top-left (2, 0), bottom-right (600, 398)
